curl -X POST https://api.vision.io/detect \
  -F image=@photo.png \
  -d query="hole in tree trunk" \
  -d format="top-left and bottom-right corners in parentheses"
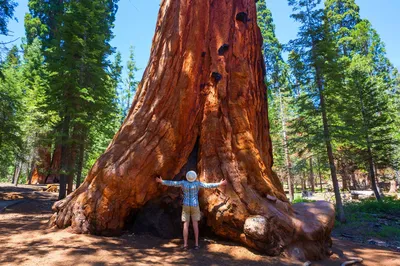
top-left (236, 12), bottom-right (249, 23)
top-left (218, 44), bottom-right (229, 55)
top-left (211, 72), bottom-right (222, 82)
top-left (124, 138), bottom-right (213, 239)
top-left (172, 137), bottom-right (200, 180)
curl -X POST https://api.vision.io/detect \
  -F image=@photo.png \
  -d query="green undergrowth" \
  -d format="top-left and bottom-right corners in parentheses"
top-left (334, 197), bottom-right (400, 242)
top-left (377, 225), bottom-right (400, 239)
top-left (292, 195), bottom-right (316, 203)
top-left (343, 197), bottom-right (400, 214)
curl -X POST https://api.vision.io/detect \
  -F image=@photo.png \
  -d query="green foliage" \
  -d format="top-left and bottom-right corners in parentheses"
top-left (344, 197), bottom-right (400, 214)
top-left (378, 225), bottom-right (400, 239)
top-left (21, 37), bottom-right (56, 142)
top-left (334, 197), bottom-right (400, 241)
top-left (0, 38), bottom-right (54, 179)
top-left (0, 46), bottom-right (23, 178)
top-left (1, 0), bottom-right (399, 201)
top-left (292, 196), bottom-right (316, 203)
top-left (257, 1), bottom-right (293, 182)
top-left (257, 0), bottom-right (286, 92)
top-left (0, 0), bottom-right (17, 36)
top-left (286, 0), bottom-right (342, 194)
top-left (283, 0), bottom-right (400, 202)
top-left (120, 45), bottom-right (139, 120)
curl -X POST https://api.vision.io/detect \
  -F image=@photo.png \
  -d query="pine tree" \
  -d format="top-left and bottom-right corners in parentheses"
top-left (26, 0), bottom-right (120, 198)
top-left (339, 20), bottom-right (399, 200)
top-left (324, 0), bottom-right (399, 199)
top-left (109, 51), bottom-right (124, 121)
top-left (20, 37), bottom-right (55, 185)
top-left (324, 0), bottom-right (360, 57)
top-left (0, 46), bottom-right (23, 180)
top-left (123, 45), bottom-right (139, 119)
top-left (288, 0), bottom-right (346, 222)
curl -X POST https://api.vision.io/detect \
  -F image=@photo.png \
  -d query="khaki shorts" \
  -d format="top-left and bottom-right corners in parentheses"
top-left (182, 205), bottom-right (201, 222)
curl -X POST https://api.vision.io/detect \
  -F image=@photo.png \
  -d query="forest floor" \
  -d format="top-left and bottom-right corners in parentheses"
top-left (0, 183), bottom-right (399, 266)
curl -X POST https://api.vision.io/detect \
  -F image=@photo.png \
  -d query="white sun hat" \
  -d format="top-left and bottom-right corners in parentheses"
top-left (186, 171), bottom-right (197, 182)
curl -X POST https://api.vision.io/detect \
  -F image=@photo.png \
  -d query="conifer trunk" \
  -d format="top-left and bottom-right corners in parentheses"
top-left (12, 160), bottom-right (22, 185)
top-left (367, 148), bottom-right (381, 201)
top-left (58, 113), bottom-right (70, 200)
top-left (359, 80), bottom-right (381, 201)
top-left (316, 70), bottom-right (346, 223)
top-left (50, 0), bottom-right (335, 260)
top-left (317, 157), bottom-right (323, 191)
top-left (309, 157), bottom-right (315, 192)
top-left (278, 87), bottom-right (294, 201)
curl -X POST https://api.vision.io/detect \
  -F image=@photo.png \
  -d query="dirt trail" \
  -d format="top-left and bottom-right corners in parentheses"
top-left (0, 184), bottom-right (398, 266)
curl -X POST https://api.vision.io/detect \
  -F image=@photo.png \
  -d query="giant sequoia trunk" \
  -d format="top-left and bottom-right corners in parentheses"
top-left (50, 0), bottom-right (334, 260)
top-left (45, 145), bottom-right (61, 184)
top-left (30, 146), bottom-right (52, 184)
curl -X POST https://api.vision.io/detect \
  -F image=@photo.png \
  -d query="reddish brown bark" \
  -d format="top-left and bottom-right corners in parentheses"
top-left (30, 147), bottom-right (52, 184)
top-left (50, 0), bottom-right (334, 260)
top-left (45, 145), bottom-right (61, 184)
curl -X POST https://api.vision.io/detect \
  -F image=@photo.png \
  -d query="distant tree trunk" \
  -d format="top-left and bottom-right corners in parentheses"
top-left (302, 171), bottom-right (306, 190)
top-left (12, 160), bottom-right (22, 185)
top-left (309, 157), bottom-right (315, 192)
top-left (338, 161), bottom-right (348, 191)
top-left (278, 87), bottom-right (294, 202)
top-left (315, 65), bottom-right (346, 222)
top-left (30, 145), bottom-right (52, 184)
top-left (75, 138), bottom-right (85, 189)
top-left (67, 165), bottom-right (74, 194)
top-left (45, 145), bottom-right (62, 184)
top-left (317, 157), bottom-right (323, 192)
top-left (59, 114), bottom-right (71, 200)
top-left (67, 126), bottom-right (80, 195)
top-left (350, 172), bottom-right (357, 189)
top-left (374, 164), bottom-right (380, 184)
top-left (49, 0), bottom-right (335, 260)
top-left (342, 173), bottom-right (348, 191)
top-left (366, 152), bottom-right (381, 200)
top-left (27, 159), bottom-right (35, 185)
top-left (357, 77), bottom-right (381, 201)
top-left (72, 126), bottom-right (86, 191)
top-left (14, 161), bottom-right (24, 187)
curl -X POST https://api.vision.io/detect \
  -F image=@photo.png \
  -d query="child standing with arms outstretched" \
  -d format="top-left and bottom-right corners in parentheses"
top-left (156, 170), bottom-right (227, 250)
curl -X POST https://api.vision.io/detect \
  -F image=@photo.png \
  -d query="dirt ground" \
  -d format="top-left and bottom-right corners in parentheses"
top-left (0, 184), bottom-right (399, 266)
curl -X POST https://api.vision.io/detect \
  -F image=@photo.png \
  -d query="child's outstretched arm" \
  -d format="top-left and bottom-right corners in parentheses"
top-left (156, 176), bottom-right (183, 187)
top-left (199, 179), bottom-right (227, 188)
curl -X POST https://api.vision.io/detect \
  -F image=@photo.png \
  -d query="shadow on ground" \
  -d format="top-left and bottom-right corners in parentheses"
top-left (0, 184), bottom-right (399, 266)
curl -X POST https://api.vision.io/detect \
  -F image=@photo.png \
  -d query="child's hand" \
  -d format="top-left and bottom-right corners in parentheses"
top-left (155, 176), bottom-right (163, 183)
top-left (220, 179), bottom-right (227, 186)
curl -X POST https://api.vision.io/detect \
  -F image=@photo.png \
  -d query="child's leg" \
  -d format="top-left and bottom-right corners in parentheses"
top-left (191, 206), bottom-right (201, 247)
top-left (183, 221), bottom-right (189, 247)
top-left (192, 219), bottom-right (199, 246)
top-left (182, 206), bottom-right (190, 247)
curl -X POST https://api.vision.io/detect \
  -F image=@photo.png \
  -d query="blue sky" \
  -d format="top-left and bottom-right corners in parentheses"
top-left (1, 0), bottom-right (400, 81)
